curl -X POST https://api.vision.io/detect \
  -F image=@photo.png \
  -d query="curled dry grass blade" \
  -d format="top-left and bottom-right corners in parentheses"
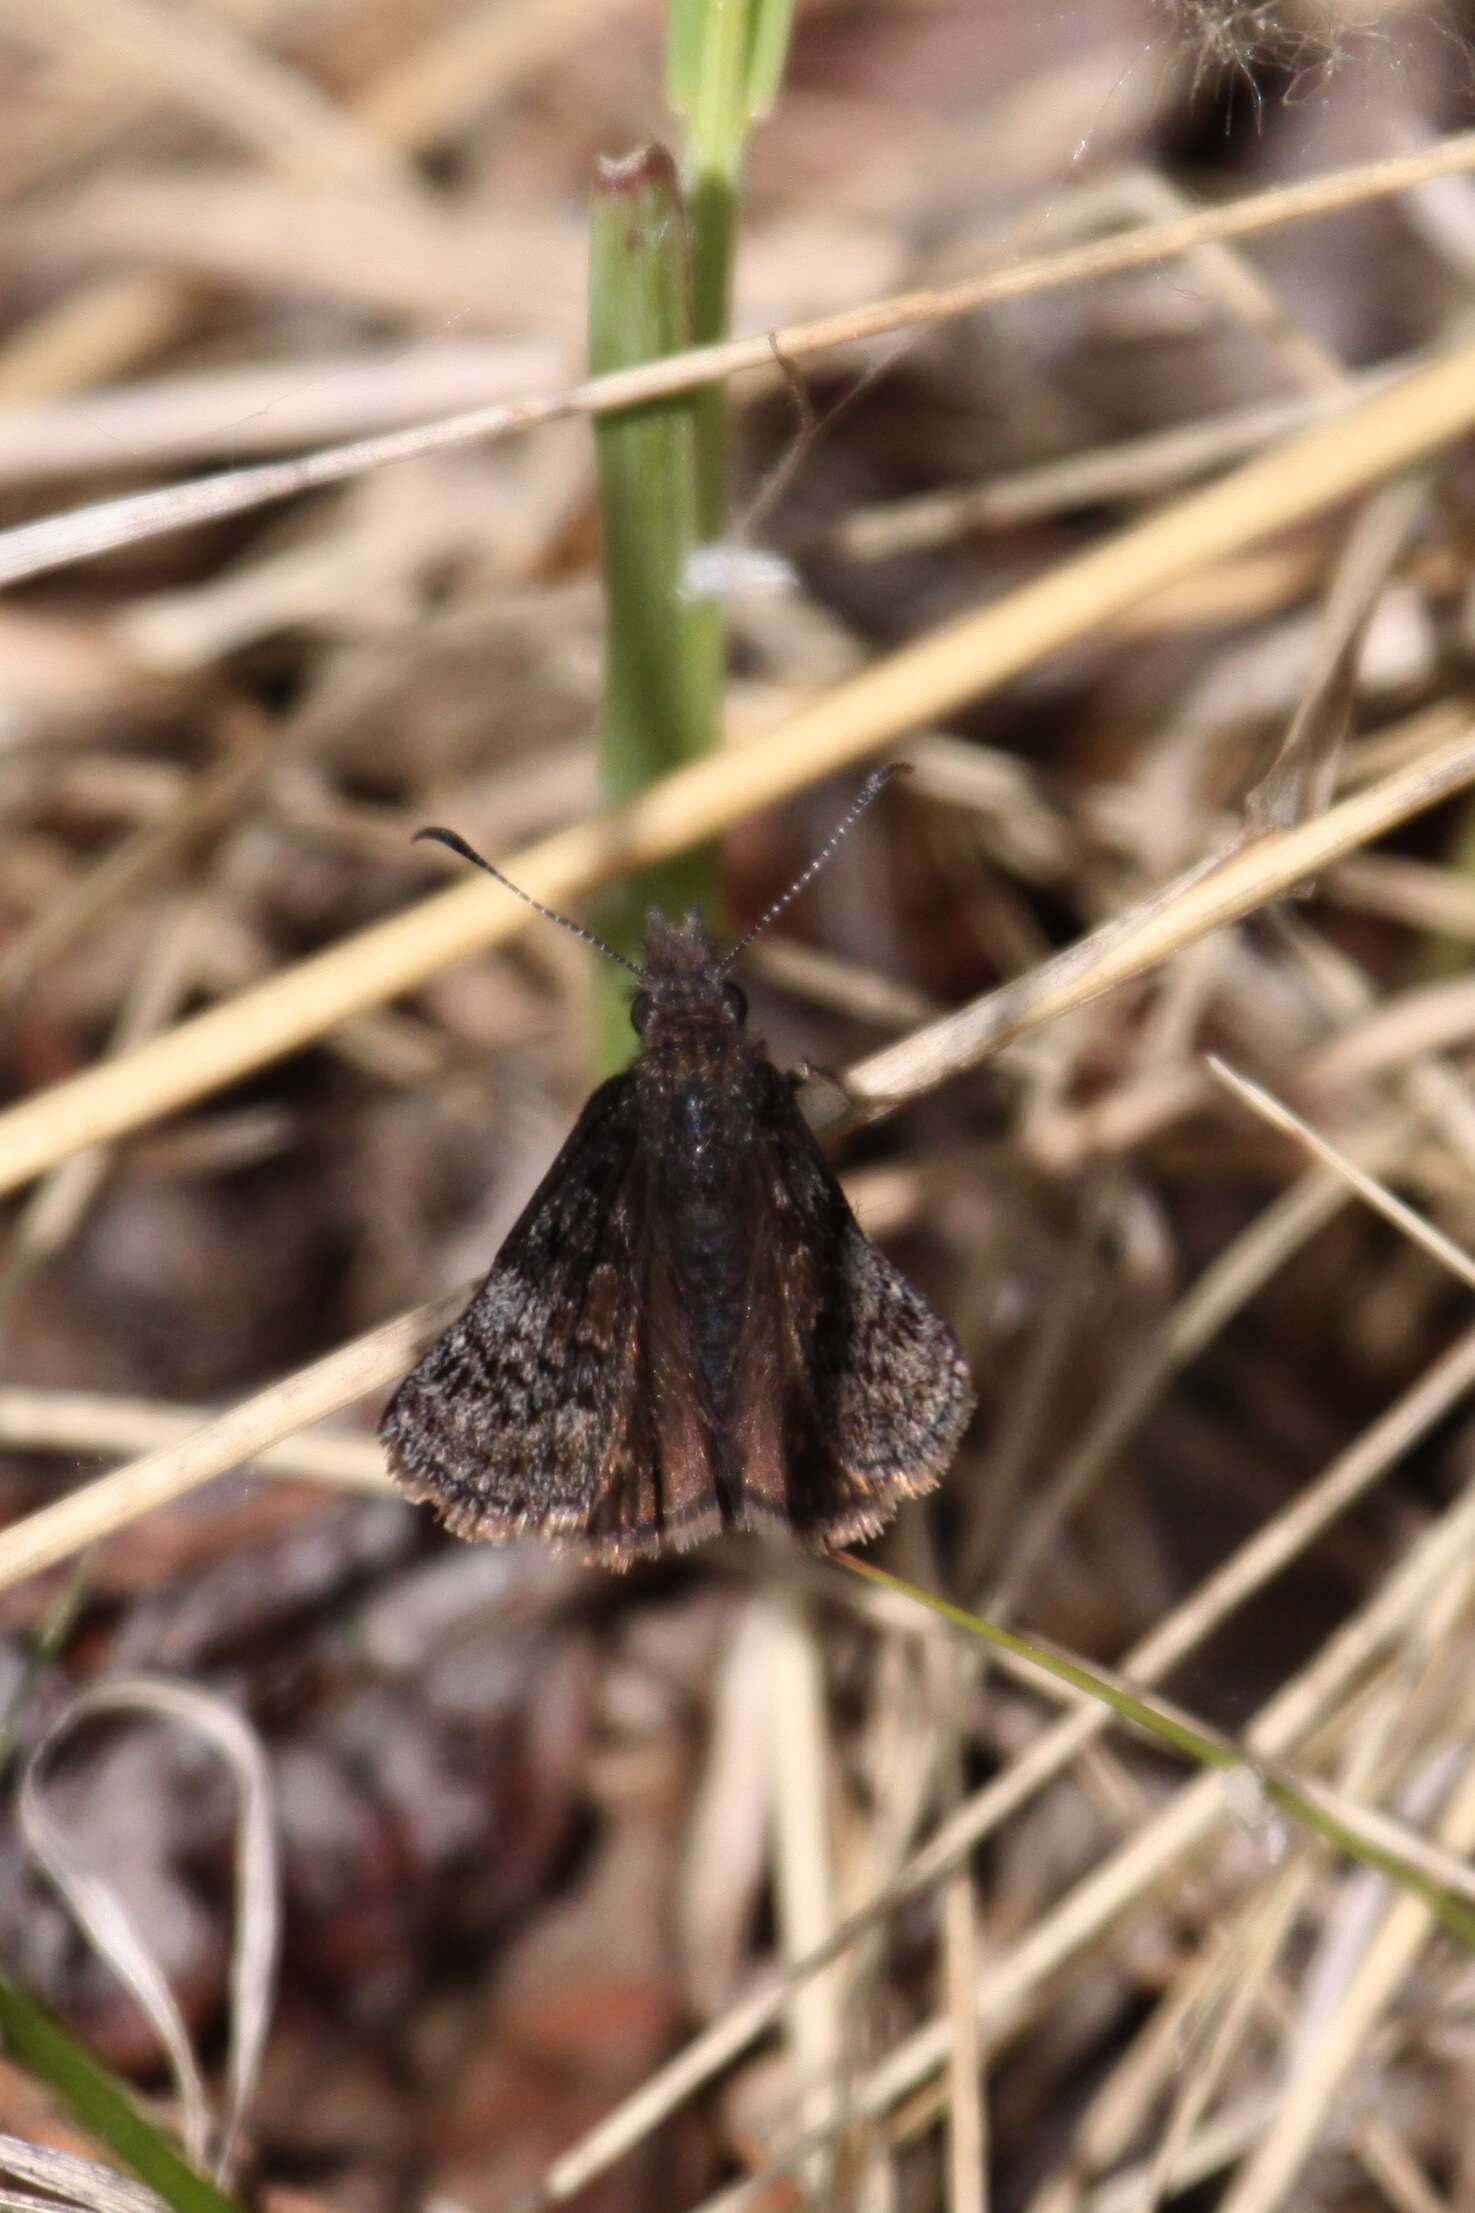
top-left (0, 2132), bottom-right (169, 2213)
top-left (20, 1678), bottom-right (280, 2184)
top-left (0, 1980), bottom-right (246, 2213)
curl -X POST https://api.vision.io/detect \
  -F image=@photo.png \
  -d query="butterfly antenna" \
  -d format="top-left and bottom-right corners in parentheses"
top-left (717, 763), bottom-right (906, 977)
top-left (415, 827), bottom-right (648, 980)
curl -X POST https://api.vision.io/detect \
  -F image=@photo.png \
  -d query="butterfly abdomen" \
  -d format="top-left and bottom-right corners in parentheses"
top-left (662, 1070), bottom-right (754, 1420)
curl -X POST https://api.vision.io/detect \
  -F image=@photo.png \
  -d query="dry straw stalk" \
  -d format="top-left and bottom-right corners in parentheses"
top-left (2, 335), bottom-right (1475, 1196)
top-left (3, 125), bottom-right (1473, 584)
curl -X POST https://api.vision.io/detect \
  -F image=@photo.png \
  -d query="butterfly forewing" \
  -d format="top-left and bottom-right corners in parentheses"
top-left (381, 1073), bottom-right (650, 1546)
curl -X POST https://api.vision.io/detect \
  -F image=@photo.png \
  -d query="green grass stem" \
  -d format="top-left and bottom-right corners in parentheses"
top-left (839, 1553), bottom-right (1475, 1952)
top-left (588, 145), bottom-right (724, 1070)
top-left (0, 1972), bottom-right (247, 2213)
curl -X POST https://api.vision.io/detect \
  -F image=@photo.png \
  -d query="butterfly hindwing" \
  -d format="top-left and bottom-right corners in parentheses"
top-left (731, 1060), bottom-right (975, 1545)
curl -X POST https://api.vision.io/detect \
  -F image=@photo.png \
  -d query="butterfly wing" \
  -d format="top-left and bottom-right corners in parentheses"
top-left (382, 1052), bottom-right (972, 1563)
top-left (730, 1060), bottom-right (975, 1546)
top-left (380, 1071), bottom-right (721, 1564)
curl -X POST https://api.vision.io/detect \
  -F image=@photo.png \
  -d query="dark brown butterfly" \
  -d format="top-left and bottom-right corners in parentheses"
top-left (380, 771), bottom-right (974, 1566)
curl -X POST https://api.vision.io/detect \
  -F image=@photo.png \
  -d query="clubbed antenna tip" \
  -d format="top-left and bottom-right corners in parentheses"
top-left (414, 825), bottom-right (647, 980)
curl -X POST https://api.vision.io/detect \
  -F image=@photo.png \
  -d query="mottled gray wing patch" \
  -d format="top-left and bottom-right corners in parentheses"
top-left (732, 1060), bottom-right (975, 1545)
top-left (380, 1072), bottom-right (651, 1548)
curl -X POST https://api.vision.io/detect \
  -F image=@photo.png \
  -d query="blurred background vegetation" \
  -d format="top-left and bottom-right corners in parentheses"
top-left (4, 4), bottom-right (1475, 2211)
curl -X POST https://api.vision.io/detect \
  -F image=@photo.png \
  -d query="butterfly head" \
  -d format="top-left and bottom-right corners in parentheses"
top-left (414, 769), bottom-right (902, 1057)
top-left (630, 909), bottom-right (748, 1044)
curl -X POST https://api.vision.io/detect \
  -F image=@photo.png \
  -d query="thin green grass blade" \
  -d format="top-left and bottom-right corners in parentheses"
top-left (0, 1971), bottom-right (246, 2213)
top-left (664, 0), bottom-right (704, 117)
top-left (838, 1552), bottom-right (1475, 1951)
top-left (586, 7), bottom-right (800, 1071)
top-left (588, 144), bottom-right (724, 1071)
top-left (667, 0), bottom-right (798, 135)
top-left (745, 0), bottom-right (799, 121)
top-left (676, 0), bottom-right (798, 526)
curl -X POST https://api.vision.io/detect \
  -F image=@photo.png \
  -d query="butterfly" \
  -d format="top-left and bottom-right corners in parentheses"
top-left (380, 771), bottom-right (974, 1566)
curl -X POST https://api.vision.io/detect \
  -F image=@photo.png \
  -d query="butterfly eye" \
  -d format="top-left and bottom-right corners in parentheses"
top-left (630, 990), bottom-right (654, 1035)
top-left (723, 982), bottom-right (748, 1023)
